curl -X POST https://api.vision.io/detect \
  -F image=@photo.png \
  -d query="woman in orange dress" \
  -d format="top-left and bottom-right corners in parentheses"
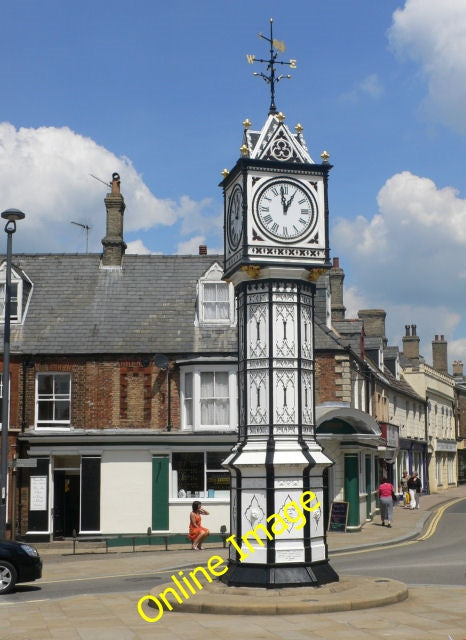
top-left (188, 501), bottom-right (209, 551)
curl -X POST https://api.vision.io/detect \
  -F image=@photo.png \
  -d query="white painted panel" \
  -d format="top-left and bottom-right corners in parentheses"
top-left (100, 450), bottom-right (152, 534)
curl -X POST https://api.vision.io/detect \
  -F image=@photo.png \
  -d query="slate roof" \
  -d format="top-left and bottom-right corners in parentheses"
top-left (1, 253), bottom-right (238, 356)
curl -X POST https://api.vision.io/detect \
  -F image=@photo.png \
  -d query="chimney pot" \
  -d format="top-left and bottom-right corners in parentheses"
top-left (199, 245), bottom-right (207, 255)
top-left (332, 257), bottom-right (340, 268)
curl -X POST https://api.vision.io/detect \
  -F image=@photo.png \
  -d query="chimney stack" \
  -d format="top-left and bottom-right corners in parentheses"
top-left (358, 309), bottom-right (387, 346)
top-left (102, 172), bottom-right (127, 268)
top-left (402, 324), bottom-right (420, 361)
top-left (329, 256), bottom-right (346, 322)
top-left (432, 334), bottom-right (448, 374)
top-left (452, 360), bottom-right (464, 378)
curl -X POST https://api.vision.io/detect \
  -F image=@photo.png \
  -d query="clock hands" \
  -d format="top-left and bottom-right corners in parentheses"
top-left (285, 190), bottom-right (296, 211)
top-left (280, 186), bottom-right (287, 212)
top-left (280, 186), bottom-right (297, 214)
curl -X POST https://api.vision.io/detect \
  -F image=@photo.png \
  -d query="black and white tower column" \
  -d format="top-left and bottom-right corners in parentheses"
top-left (221, 21), bottom-right (339, 588)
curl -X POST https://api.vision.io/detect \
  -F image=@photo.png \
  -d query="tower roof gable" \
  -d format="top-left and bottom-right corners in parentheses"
top-left (244, 114), bottom-right (313, 164)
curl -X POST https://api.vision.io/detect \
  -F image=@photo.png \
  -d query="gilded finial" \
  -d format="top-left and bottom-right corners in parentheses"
top-left (241, 265), bottom-right (261, 279)
top-left (243, 118), bottom-right (252, 130)
top-left (276, 112), bottom-right (285, 123)
top-left (240, 144), bottom-right (249, 157)
top-left (321, 150), bottom-right (330, 163)
top-left (295, 123), bottom-right (303, 135)
top-left (307, 268), bottom-right (326, 282)
top-left (221, 168), bottom-right (230, 178)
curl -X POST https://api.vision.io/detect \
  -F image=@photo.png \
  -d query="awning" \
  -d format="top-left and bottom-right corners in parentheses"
top-left (316, 404), bottom-right (381, 436)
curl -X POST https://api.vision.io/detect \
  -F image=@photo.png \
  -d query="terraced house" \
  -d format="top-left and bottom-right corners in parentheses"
top-left (0, 175), bottom-right (459, 542)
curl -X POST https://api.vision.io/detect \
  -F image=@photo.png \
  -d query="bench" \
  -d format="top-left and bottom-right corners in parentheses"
top-left (71, 536), bottom-right (117, 555)
top-left (72, 528), bottom-right (229, 554)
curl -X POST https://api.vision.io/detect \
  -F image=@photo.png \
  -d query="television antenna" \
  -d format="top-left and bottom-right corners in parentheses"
top-left (71, 221), bottom-right (91, 253)
top-left (89, 173), bottom-right (111, 188)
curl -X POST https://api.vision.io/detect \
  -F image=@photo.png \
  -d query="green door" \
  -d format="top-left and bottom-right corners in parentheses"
top-left (152, 456), bottom-right (169, 531)
top-left (365, 455), bottom-right (372, 519)
top-left (344, 454), bottom-right (359, 528)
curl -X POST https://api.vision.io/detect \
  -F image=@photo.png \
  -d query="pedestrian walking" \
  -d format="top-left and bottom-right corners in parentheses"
top-left (378, 477), bottom-right (395, 527)
top-left (407, 471), bottom-right (422, 509)
top-left (399, 470), bottom-right (410, 507)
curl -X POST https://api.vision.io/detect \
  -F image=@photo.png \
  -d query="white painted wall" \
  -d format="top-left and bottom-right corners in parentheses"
top-left (169, 500), bottom-right (230, 534)
top-left (100, 450), bottom-right (152, 533)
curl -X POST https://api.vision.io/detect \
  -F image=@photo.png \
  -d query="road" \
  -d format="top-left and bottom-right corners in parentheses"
top-left (0, 561), bottom-right (185, 603)
top-left (1, 498), bottom-right (465, 604)
top-left (331, 498), bottom-right (466, 586)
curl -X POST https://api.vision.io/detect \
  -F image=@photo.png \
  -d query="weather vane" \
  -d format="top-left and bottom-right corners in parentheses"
top-left (246, 18), bottom-right (297, 115)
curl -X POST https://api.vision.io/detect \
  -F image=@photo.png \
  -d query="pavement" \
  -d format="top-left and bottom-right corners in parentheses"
top-left (1, 485), bottom-right (466, 640)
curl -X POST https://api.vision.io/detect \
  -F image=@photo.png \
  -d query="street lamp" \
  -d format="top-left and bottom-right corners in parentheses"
top-left (0, 208), bottom-right (25, 540)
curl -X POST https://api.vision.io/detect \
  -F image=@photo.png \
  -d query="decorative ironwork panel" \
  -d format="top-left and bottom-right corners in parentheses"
top-left (248, 370), bottom-right (268, 425)
top-left (274, 369), bottom-right (297, 424)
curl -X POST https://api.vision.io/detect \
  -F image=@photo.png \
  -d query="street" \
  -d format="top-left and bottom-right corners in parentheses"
top-left (1, 498), bottom-right (465, 606)
top-left (1, 497), bottom-right (466, 639)
top-left (331, 498), bottom-right (466, 586)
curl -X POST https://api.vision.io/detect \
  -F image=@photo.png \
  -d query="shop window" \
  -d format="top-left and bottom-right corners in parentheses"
top-left (171, 451), bottom-right (230, 499)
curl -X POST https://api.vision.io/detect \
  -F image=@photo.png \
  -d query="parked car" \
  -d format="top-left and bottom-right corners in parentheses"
top-left (0, 540), bottom-right (42, 594)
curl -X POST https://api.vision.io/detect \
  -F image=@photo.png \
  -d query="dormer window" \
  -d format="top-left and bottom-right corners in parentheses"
top-left (0, 263), bottom-right (32, 324)
top-left (0, 281), bottom-right (20, 321)
top-left (196, 263), bottom-right (235, 326)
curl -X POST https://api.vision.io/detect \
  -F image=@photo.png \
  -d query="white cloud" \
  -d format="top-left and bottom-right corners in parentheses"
top-left (340, 73), bottom-right (383, 103)
top-left (332, 171), bottom-right (466, 363)
top-left (0, 123), bottom-right (216, 253)
top-left (342, 286), bottom-right (371, 319)
top-left (450, 338), bottom-right (466, 366)
top-left (126, 239), bottom-right (153, 255)
top-left (176, 236), bottom-right (207, 255)
top-left (388, 0), bottom-right (466, 133)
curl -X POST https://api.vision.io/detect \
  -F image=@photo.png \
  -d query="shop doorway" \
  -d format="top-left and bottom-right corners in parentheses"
top-left (53, 466), bottom-right (80, 538)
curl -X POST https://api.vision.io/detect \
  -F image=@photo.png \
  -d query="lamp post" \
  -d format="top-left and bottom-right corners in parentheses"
top-left (0, 209), bottom-right (25, 540)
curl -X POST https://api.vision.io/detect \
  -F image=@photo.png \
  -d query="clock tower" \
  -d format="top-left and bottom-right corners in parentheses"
top-left (221, 20), bottom-right (338, 588)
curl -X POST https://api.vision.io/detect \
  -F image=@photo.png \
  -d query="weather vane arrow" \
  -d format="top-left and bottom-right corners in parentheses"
top-left (246, 18), bottom-right (297, 115)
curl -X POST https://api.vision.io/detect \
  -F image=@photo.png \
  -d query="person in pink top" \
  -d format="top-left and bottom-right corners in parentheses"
top-left (378, 477), bottom-right (395, 527)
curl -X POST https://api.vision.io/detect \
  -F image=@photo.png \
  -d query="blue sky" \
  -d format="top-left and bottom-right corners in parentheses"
top-left (1, 0), bottom-right (465, 367)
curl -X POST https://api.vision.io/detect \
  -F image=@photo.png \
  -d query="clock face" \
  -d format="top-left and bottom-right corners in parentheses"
top-left (255, 179), bottom-right (316, 242)
top-left (227, 184), bottom-right (243, 250)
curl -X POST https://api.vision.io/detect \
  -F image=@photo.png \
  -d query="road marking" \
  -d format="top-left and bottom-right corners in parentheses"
top-left (38, 566), bottom-right (183, 585)
top-left (333, 497), bottom-right (465, 557)
top-left (417, 498), bottom-right (464, 541)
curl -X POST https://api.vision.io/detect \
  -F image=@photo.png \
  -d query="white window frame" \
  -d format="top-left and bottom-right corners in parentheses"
top-left (35, 373), bottom-right (72, 430)
top-left (196, 263), bottom-right (235, 327)
top-left (171, 450), bottom-right (230, 499)
top-left (0, 280), bottom-right (22, 323)
top-left (180, 365), bottom-right (237, 431)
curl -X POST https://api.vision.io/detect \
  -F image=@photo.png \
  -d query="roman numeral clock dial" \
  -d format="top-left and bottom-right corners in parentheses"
top-left (254, 178), bottom-right (316, 241)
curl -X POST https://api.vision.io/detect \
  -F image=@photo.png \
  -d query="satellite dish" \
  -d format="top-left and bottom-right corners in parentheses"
top-left (154, 354), bottom-right (169, 370)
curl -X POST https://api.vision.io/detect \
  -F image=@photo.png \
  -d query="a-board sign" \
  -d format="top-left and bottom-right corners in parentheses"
top-left (328, 501), bottom-right (349, 532)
